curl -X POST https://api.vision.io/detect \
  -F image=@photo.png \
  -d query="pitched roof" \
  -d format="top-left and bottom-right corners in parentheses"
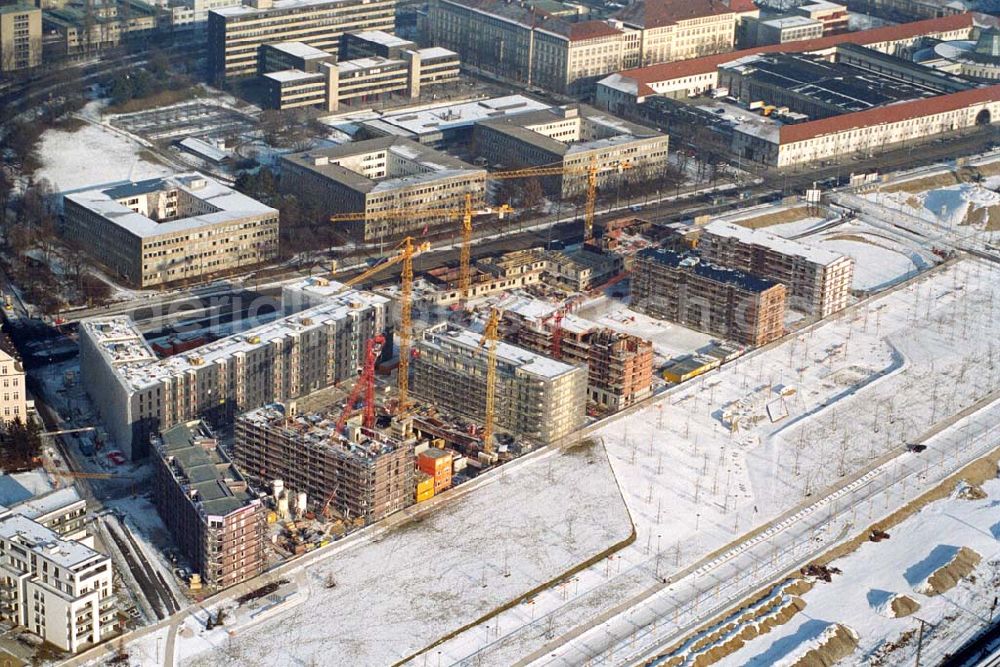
top-left (614, 13), bottom-right (976, 86)
top-left (616, 0), bottom-right (749, 29)
top-left (566, 20), bottom-right (623, 41)
top-left (778, 84), bottom-right (1000, 144)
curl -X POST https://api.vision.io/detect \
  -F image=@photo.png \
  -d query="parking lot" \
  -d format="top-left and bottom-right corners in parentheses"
top-left (110, 101), bottom-right (258, 143)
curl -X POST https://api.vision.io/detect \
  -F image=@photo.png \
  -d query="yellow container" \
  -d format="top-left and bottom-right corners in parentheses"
top-left (416, 489), bottom-right (435, 503)
top-left (266, 511), bottom-right (278, 524)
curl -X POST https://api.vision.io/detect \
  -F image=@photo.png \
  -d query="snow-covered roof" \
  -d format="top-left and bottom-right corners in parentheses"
top-left (420, 325), bottom-right (580, 380)
top-left (264, 69), bottom-right (322, 83)
top-left (267, 40), bottom-right (330, 59)
top-left (0, 514), bottom-right (105, 569)
top-left (11, 487), bottom-right (84, 522)
top-left (81, 288), bottom-right (388, 391)
top-left (348, 30), bottom-right (412, 47)
top-left (418, 46), bottom-right (458, 60)
top-left (703, 220), bottom-right (850, 266)
top-left (352, 95), bottom-right (553, 139)
top-left (63, 172), bottom-right (277, 239)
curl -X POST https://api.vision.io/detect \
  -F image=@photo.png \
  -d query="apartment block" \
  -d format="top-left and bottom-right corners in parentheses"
top-left (280, 137), bottom-right (486, 243)
top-left (0, 336), bottom-right (27, 424)
top-left (153, 420), bottom-right (266, 589)
top-left (586, 329), bottom-right (653, 411)
top-left (411, 324), bottom-right (587, 445)
top-left (699, 220), bottom-right (855, 317)
top-left (235, 404), bottom-right (417, 523)
top-left (632, 248), bottom-right (786, 347)
top-left (500, 296), bottom-right (652, 412)
top-left (428, 0), bottom-right (756, 95)
top-left (0, 507), bottom-right (115, 653)
top-left (207, 0), bottom-right (395, 83)
top-left (0, 4), bottom-right (41, 72)
top-left (78, 279), bottom-right (388, 459)
top-left (402, 248), bottom-right (547, 309)
top-left (543, 247), bottom-right (624, 291)
top-left (62, 173), bottom-right (278, 289)
top-left (472, 104), bottom-right (668, 199)
top-left (261, 42), bottom-right (459, 111)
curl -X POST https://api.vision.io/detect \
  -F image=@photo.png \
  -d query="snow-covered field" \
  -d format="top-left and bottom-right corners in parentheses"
top-left (177, 441), bottom-right (632, 667)
top-left (718, 478), bottom-right (1000, 666)
top-left (423, 257), bottom-right (1000, 665)
top-left (35, 122), bottom-right (172, 192)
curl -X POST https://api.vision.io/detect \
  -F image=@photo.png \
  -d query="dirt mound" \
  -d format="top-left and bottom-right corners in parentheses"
top-left (871, 590), bottom-right (921, 618)
top-left (916, 546), bottom-right (982, 596)
top-left (891, 595), bottom-right (921, 618)
top-left (657, 579), bottom-right (814, 667)
top-left (785, 623), bottom-right (859, 667)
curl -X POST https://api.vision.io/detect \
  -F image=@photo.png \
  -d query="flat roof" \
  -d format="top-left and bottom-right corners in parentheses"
top-left (0, 514), bottom-right (104, 570)
top-left (63, 172), bottom-right (277, 239)
top-left (213, 0), bottom-right (356, 18)
top-left (81, 288), bottom-right (388, 391)
top-left (12, 487), bottom-right (83, 522)
top-left (347, 30), bottom-right (413, 47)
top-left (264, 69), bottom-right (322, 83)
top-left (357, 95), bottom-right (553, 138)
top-left (266, 40), bottom-right (331, 59)
top-left (281, 136), bottom-right (483, 193)
top-left (780, 83), bottom-right (1000, 143)
top-left (477, 104), bottom-right (662, 156)
top-left (721, 51), bottom-right (964, 113)
top-left (638, 247), bottom-right (781, 293)
top-left (759, 15), bottom-right (821, 28)
top-left (0, 4), bottom-right (37, 14)
top-left (420, 324), bottom-right (581, 380)
top-left (702, 220), bottom-right (848, 266)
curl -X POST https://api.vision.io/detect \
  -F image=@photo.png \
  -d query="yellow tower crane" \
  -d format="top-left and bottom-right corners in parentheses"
top-left (478, 308), bottom-right (502, 455)
top-left (452, 159), bottom-right (632, 306)
top-left (316, 230), bottom-right (431, 413)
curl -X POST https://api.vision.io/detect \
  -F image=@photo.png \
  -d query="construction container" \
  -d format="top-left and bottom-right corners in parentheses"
top-left (416, 472), bottom-right (435, 503)
top-left (662, 354), bottom-right (720, 384)
top-left (266, 511), bottom-right (278, 524)
top-left (417, 447), bottom-right (453, 493)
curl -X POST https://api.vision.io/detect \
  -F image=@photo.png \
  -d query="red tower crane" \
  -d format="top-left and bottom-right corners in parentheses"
top-left (336, 334), bottom-right (386, 434)
top-left (551, 310), bottom-right (564, 360)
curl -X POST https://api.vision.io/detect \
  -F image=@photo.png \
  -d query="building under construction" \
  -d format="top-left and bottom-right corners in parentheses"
top-left (153, 420), bottom-right (267, 589)
top-left (632, 248), bottom-right (787, 347)
top-left (234, 404), bottom-right (418, 524)
top-left (698, 220), bottom-right (854, 317)
top-left (501, 297), bottom-right (653, 412)
top-left (411, 324), bottom-right (587, 445)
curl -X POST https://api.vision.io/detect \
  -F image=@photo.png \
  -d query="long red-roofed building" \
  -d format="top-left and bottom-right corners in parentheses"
top-left (595, 12), bottom-right (1000, 167)
top-left (597, 13), bottom-right (980, 105)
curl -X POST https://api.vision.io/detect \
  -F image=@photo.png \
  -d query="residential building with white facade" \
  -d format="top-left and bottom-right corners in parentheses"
top-left (78, 278), bottom-right (389, 459)
top-left (0, 337), bottom-right (27, 425)
top-left (0, 498), bottom-right (115, 653)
